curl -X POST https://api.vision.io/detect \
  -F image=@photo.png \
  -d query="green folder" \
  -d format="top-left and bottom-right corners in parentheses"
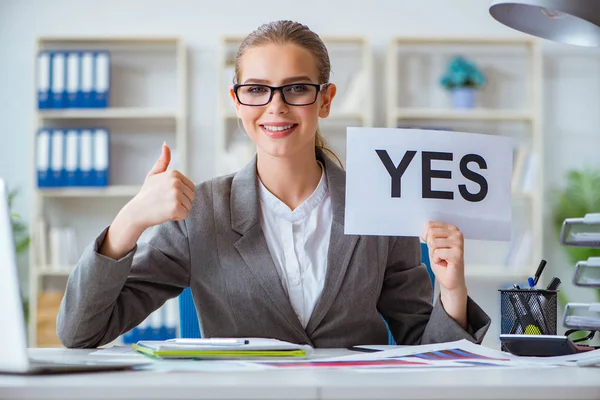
top-left (132, 338), bottom-right (309, 359)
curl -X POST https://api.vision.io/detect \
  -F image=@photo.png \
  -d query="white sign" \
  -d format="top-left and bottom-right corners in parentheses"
top-left (344, 127), bottom-right (513, 241)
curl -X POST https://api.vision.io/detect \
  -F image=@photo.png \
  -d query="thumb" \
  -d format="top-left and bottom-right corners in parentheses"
top-left (147, 142), bottom-right (171, 176)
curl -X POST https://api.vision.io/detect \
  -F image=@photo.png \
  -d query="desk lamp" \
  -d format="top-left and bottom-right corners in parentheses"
top-left (490, 0), bottom-right (600, 47)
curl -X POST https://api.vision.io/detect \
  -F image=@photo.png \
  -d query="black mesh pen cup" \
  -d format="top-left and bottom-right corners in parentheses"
top-left (499, 288), bottom-right (558, 348)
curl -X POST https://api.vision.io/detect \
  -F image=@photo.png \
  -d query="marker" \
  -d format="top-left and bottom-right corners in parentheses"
top-left (533, 259), bottom-right (547, 286)
top-left (528, 277), bottom-right (535, 288)
top-left (546, 277), bottom-right (561, 291)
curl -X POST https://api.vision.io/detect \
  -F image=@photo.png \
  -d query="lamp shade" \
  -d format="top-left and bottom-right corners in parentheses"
top-left (490, 0), bottom-right (600, 47)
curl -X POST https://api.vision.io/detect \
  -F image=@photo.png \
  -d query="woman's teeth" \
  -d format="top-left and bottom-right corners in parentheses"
top-left (263, 124), bottom-right (293, 132)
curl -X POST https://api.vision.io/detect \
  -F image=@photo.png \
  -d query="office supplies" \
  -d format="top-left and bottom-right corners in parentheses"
top-left (51, 52), bottom-right (66, 108)
top-left (0, 178), bottom-right (150, 374)
top-left (347, 346), bottom-right (384, 353)
top-left (562, 303), bottom-right (600, 331)
top-left (50, 129), bottom-right (65, 187)
top-left (132, 338), bottom-right (311, 359)
top-left (80, 52), bottom-right (94, 108)
top-left (559, 214), bottom-right (600, 247)
top-left (79, 129), bottom-right (93, 186)
top-left (573, 258), bottom-right (600, 287)
top-left (500, 334), bottom-right (579, 357)
top-left (527, 277), bottom-right (535, 288)
top-left (533, 259), bottom-right (547, 286)
top-left (37, 51), bottom-right (52, 109)
top-left (500, 287), bottom-right (557, 340)
top-left (36, 130), bottom-right (51, 187)
top-left (576, 353), bottom-right (600, 367)
top-left (65, 130), bottom-right (78, 186)
top-left (94, 51), bottom-right (110, 108)
top-left (93, 128), bottom-right (109, 186)
top-left (66, 52), bottom-right (80, 108)
top-left (546, 277), bottom-right (561, 291)
top-left (508, 291), bottom-right (541, 334)
top-left (167, 338), bottom-right (250, 345)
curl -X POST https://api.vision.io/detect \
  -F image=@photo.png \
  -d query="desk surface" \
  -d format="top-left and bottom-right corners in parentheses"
top-left (0, 348), bottom-right (599, 400)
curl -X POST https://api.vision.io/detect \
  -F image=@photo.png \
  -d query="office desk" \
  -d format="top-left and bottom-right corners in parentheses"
top-left (0, 348), bottom-right (599, 400)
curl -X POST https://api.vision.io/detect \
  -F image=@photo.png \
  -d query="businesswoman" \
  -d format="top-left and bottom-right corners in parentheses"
top-left (57, 20), bottom-right (490, 348)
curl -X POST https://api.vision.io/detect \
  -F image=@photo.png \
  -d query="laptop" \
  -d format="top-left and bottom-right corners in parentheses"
top-left (0, 178), bottom-right (150, 374)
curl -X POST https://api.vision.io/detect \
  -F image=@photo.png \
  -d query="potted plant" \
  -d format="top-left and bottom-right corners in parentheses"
top-left (8, 188), bottom-right (30, 324)
top-left (440, 55), bottom-right (486, 109)
top-left (552, 168), bottom-right (600, 305)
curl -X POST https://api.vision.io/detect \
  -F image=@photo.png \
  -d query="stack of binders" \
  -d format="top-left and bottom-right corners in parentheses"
top-left (37, 50), bottom-right (110, 109)
top-left (37, 128), bottom-right (110, 188)
top-left (559, 215), bottom-right (600, 362)
top-left (121, 298), bottom-right (179, 344)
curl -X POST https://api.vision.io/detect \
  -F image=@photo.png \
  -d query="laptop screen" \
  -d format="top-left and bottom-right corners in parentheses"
top-left (0, 179), bottom-right (30, 369)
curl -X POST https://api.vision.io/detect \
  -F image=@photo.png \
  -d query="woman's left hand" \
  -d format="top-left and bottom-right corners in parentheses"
top-left (422, 221), bottom-right (468, 329)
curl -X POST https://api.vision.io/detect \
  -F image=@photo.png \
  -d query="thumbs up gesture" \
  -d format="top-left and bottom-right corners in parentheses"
top-left (128, 143), bottom-right (196, 230)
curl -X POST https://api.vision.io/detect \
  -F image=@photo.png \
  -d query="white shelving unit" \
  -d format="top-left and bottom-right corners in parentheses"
top-left (215, 35), bottom-right (373, 176)
top-left (386, 36), bottom-right (543, 281)
top-left (29, 36), bottom-right (187, 347)
top-left (38, 108), bottom-right (180, 120)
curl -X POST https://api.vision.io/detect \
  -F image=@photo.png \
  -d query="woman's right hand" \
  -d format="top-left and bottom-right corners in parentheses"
top-left (99, 143), bottom-right (195, 260)
top-left (125, 143), bottom-right (196, 230)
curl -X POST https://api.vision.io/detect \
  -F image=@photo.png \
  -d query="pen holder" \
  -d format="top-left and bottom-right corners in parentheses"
top-left (499, 288), bottom-right (558, 349)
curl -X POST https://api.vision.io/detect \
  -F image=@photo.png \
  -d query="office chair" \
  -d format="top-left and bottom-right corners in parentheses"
top-left (178, 242), bottom-right (434, 344)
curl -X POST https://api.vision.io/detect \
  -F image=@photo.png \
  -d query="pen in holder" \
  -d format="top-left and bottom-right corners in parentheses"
top-left (499, 288), bottom-right (558, 351)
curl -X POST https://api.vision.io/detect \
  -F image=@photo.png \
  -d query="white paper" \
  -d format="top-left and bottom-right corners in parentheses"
top-left (345, 127), bottom-right (513, 241)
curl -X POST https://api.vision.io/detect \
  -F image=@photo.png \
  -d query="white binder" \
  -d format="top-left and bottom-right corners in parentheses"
top-left (50, 130), bottom-right (65, 186)
top-left (93, 129), bottom-right (109, 186)
top-left (36, 130), bottom-right (51, 187)
top-left (94, 52), bottom-right (110, 108)
top-left (65, 130), bottom-right (79, 186)
top-left (80, 52), bottom-right (94, 108)
top-left (66, 52), bottom-right (80, 108)
top-left (37, 52), bottom-right (51, 109)
top-left (51, 52), bottom-right (66, 108)
top-left (79, 129), bottom-right (93, 186)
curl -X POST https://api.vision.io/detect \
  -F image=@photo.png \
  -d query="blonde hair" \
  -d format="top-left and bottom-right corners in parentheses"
top-left (234, 20), bottom-right (342, 167)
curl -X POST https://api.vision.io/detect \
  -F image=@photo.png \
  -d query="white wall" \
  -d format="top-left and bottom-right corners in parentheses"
top-left (2, 0), bottom-right (600, 345)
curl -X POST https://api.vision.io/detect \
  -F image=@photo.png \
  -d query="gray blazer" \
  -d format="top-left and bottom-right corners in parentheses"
top-left (57, 151), bottom-right (490, 348)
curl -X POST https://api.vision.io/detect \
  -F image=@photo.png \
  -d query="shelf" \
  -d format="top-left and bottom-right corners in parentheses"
top-left (35, 266), bottom-right (74, 277)
top-left (37, 108), bottom-right (179, 120)
top-left (223, 110), bottom-right (366, 121)
top-left (327, 111), bottom-right (366, 121)
top-left (465, 264), bottom-right (530, 279)
top-left (37, 185), bottom-right (140, 198)
top-left (392, 37), bottom-right (535, 46)
top-left (38, 36), bottom-right (181, 46)
top-left (394, 108), bottom-right (534, 122)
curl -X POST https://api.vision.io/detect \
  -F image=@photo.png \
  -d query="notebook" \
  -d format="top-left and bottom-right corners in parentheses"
top-left (132, 338), bottom-right (311, 359)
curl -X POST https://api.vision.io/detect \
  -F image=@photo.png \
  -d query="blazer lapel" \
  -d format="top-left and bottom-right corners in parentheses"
top-left (230, 157), bottom-right (309, 342)
top-left (305, 153), bottom-right (359, 336)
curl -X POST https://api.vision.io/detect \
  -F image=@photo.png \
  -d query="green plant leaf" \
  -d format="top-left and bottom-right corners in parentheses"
top-left (440, 55), bottom-right (486, 90)
top-left (7, 187), bottom-right (30, 256)
top-left (552, 168), bottom-right (600, 303)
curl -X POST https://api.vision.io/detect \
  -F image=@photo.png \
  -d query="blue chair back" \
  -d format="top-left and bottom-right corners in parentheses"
top-left (178, 242), bottom-right (434, 342)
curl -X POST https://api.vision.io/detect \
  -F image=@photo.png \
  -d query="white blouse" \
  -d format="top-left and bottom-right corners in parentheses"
top-left (257, 165), bottom-right (332, 328)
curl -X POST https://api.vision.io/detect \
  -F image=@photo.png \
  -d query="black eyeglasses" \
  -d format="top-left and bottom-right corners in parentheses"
top-left (232, 83), bottom-right (328, 106)
top-left (566, 329), bottom-right (600, 348)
